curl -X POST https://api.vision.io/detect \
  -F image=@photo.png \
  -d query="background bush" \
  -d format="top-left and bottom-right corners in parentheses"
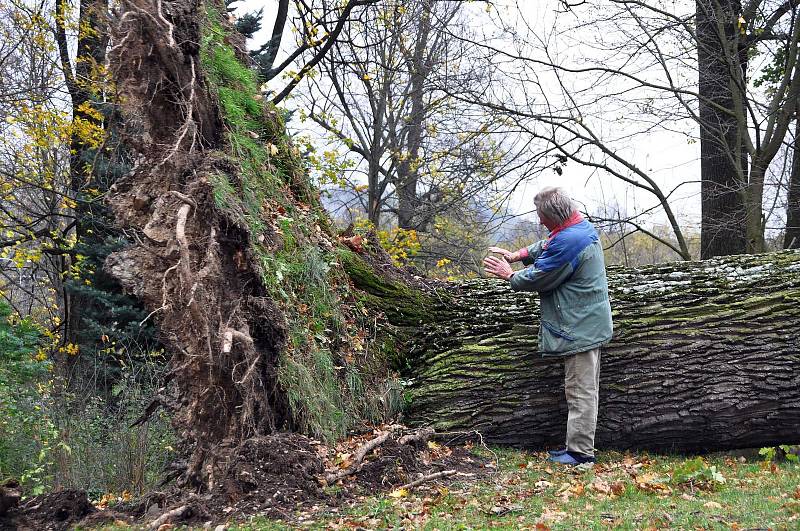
top-left (0, 302), bottom-right (174, 497)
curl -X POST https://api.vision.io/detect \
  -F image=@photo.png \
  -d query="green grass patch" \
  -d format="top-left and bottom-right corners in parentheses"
top-left (226, 447), bottom-right (800, 530)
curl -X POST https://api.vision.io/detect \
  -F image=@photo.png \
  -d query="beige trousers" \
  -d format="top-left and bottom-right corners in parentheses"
top-left (564, 347), bottom-right (601, 457)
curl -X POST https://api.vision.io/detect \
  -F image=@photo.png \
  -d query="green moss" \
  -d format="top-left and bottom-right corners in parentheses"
top-left (337, 248), bottom-right (405, 297)
top-left (459, 343), bottom-right (496, 353)
top-left (337, 248), bottom-right (441, 327)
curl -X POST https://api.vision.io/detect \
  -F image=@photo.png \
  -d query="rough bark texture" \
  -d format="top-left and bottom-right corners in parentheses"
top-left (403, 250), bottom-right (800, 452)
top-left (697, 0), bottom-right (748, 258)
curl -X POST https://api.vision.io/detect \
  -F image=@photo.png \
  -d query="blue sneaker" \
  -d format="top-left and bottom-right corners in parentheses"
top-left (548, 448), bottom-right (568, 457)
top-left (548, 452), bottom-right (596, 465)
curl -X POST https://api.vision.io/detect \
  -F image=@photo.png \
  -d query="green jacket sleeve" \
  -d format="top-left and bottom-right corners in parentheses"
top-left (510, 259), bottom-right (573, 293)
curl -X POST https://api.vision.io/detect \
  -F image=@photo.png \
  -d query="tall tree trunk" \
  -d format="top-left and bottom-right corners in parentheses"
top-left (367, 85), bottom-right (387, 227)
top-left (697, 0), bottom-right (748, 258)
top-left (396, 0), bottom-right (431, 230)
top-left (260, 0), bottom-right (289, 80)
top-left (785, 115), bottom-right (800, 249)
top-left (56, 0), bottom-right (110, 346)
top-left (745, 164), bottom-right (766, 253)
top-left (400, 250), bottom-right (800, 452)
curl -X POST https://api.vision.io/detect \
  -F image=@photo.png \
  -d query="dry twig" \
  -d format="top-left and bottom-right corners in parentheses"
top-left (325, 429), bottom-right (394, 483)
top-left (399, 469), bottom-right (457, 490)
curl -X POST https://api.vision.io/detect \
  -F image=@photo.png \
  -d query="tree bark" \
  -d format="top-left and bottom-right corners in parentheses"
top-left (395, 0), bottom-right (431, 230)
top-left (785, 115), bottom-right (800, 249)
top-left (402, 250), bottom-right (800, 452)
top-left (697, 0), bottom-right (748, 258)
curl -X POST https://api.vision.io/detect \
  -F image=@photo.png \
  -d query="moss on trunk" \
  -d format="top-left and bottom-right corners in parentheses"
top-left (401, 250), bottom-right (800, 452)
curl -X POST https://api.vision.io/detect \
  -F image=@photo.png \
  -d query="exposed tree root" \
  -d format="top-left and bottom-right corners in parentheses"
top-left (147, 504), bottom-right (188, 530)
top-left (398, 427), bottom-right (435, 446)
top-left (105, 0), bottom-right (288, 491)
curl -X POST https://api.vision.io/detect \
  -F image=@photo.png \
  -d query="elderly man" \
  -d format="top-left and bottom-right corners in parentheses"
top-left (483, 187), bottom-right (613, 465)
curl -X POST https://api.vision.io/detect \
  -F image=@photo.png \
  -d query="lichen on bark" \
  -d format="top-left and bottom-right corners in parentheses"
top-left (403, 250), bottom-right (800, 452)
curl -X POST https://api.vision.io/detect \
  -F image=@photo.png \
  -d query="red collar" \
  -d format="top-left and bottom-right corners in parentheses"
top-left (543, 211), bottom-right (584, 248)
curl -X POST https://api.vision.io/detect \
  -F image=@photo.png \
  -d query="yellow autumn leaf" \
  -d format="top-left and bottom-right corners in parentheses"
top-left (388, 487), bottom-right (408, 498)
top-left (427, 440), bottom-right (441, 450)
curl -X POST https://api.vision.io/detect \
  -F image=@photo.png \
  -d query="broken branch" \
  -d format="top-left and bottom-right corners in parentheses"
top-left (147, 504), bottom-right (188, 530)
top-left (399, 470), bottom-right (457, 490)
top-left (325, 429), bottom-right (394, 484)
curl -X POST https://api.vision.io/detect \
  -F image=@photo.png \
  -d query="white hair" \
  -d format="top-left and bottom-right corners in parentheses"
top-left (533, 187), bottom-right (577, 225)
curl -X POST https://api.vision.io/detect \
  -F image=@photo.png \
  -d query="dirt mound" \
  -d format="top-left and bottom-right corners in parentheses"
top-left (350, 438), bottom-right (489, 491)
top-left (353, 439), bottom-right (427, 488)
top-left (1, 429), bottom-right (488, 529)
top-left (0, 490), bottom-right (95, 531)
top-left (324, 427), bottom-right (491, 495)
top-left (130, 428), bottom-right (489, 527)
top-left (125, 433), bottom-right (328, 527)
top-left (216, 433), bottom-right (326, 515)
top-left (0, 480), bottom-right (21, 518)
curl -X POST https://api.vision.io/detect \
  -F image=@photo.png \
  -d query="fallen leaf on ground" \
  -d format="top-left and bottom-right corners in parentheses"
top-left (590, 478), bottom-right (612, 495)
top-left (389, 488), bottom-right (408, 498)
top-left (486, 504), bottom-right (522, 516)
top-left (635, 473), bottom-right (672, 495)
top-left (335, 452), bottom-right (353, 469)
top-left (540, 508), bottom-right (567, 522)
top-left (703, 501), bottom-right (722, 509)
top-left (338, 235), bottom-right (363, 253)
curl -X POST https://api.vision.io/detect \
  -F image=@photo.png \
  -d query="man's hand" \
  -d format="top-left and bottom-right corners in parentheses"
top-left (488, 246), bottom-right (520, 263)
top-left (483, 255), bottom-right (514, 281)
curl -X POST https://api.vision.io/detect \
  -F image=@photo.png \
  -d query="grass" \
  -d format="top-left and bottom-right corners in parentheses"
top-left (225, 447), bottom-right (800, 530)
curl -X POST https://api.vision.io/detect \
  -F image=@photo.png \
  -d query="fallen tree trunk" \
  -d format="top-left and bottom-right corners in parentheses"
top-left (402, 251), bottom-right (800, 452)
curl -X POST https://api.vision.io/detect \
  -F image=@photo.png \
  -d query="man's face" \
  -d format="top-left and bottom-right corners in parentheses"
top-left (538, 211), bottom-right (557, 231)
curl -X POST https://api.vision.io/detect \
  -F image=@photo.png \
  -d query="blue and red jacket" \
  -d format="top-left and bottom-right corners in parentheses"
top-left (510, 215), bottom-right (613, 356)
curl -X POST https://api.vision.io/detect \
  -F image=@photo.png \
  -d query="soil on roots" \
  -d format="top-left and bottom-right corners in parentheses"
top-left (213, 433), bottom-right (326, 517)
top-left (3, 430), bottom-right (489, 528)
top-left (0, 490), bottom-right (95, 531)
